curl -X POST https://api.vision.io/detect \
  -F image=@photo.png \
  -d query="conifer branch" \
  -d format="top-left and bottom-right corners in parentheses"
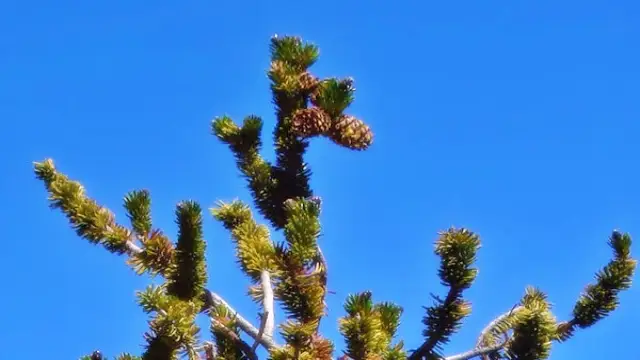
top-left (339, 292), bottom-right (406, 359)
top-left (555, 230), bottom-right (636, 341)
top-left (410, 228), bottom-right (481, 360)
top-left (33, 159), bottom-right (278, 353)
top-left (410, 289), bottom-right (465, 360)
top-left (130, 237), bottom-right (279, 352)
top-left (211, 200), bottom-right (279, 350)
top-left (275, 198), bottom-right (327, 328)
top-left (267, 35), bottom-right (319, 229)
top-left (212, 115), bottom-right (279, 228)
top-left (166, 201), bottom-right (208, 301)
top-left (138, 287), bottom-right (201, 360)
top-left (505, 287), bottom-right (558, 359)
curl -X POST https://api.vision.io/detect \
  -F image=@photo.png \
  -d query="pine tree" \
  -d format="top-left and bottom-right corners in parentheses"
top-left (34, 35), bottom-right (635, 360)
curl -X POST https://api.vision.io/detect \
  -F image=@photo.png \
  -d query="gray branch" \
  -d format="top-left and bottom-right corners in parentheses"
top-left (260, 270), bottom-right (275, 338)
top-left (251, 270), bottom-right (275, 351)
top-left (475, 305), bottom-right (523, 349)
top-left (207, 290), bottom-right (280, 351)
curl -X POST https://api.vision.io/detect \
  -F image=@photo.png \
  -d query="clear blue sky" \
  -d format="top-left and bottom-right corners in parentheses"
top-left (1, 1), bottom-right (638, 359)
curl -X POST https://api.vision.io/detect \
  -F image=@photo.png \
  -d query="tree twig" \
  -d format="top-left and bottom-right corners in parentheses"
top-left (444, 339), bottom-right (509, 360)
top-left (211, 319), bottom-right (259, 360)
top-left (475, 305), bottom-right (522, 349)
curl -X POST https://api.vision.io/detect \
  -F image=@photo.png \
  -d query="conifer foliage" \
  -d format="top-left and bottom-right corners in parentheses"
top-left (35, 35), bottom-right (635, 360)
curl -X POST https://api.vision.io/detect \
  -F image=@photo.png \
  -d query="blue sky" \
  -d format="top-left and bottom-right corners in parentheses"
top-left (1, 1), bottom-right (639, 359)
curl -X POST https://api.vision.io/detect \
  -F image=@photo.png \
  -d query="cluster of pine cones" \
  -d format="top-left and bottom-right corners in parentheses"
top-left (290, 74), bottom-right (373, 151)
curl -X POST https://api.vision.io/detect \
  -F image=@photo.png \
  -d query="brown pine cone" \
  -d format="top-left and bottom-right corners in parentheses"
top-left (298, 72), bottom-right (320, 95)
top-left (328, 114), bottom-right (373, 150)
top-left (291, 107), bottom-right (332, 138)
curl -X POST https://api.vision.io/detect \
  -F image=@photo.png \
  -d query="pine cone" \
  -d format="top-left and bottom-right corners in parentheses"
top-left (298, 71), bottom-right (319, 95)
top-left (291, 107), bottom-right (332, 138)
top-left (90, 351), bottom-right (103, 360)
top-left (328, 115), bottom-right (373, 150)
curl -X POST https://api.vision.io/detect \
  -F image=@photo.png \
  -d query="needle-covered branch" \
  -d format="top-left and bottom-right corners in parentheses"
top-left (207, 301), bottom-right (258, 360)
top-left (555, 230), bottom-right (637, 341)
top-left (123, 190), bottom-right (153, 239)
top-left (166, 201), bottom-right (208, 301)
top-left (212, 36), bottom-right (373, 230)
top-left (410, 228), bottom-right (481, 360)
top-left (275, 199), bottom-right (327, 324)
top-left (208, 37), bottom-right (376, 356)
top-left (459, 230), bottom-right (636, 360)
top-left (211, 200), bottom-right (277, 346)
top-left (211, 200), bottom-right (277, 285)
top-left (502, 287), bottom-right (558, 360)
top-left (34, 159), bottom-right (134, 255)
top-left (33, 159), bottom-right (269, 356)
top-left (338, 291), bottom-right (406, 360)
top-left (212, 115), bottom-right (278, 228)
top-left (137, 285), bottom-right (202, 360)
top-left (262, 197), bottom-right (333, 358)
top-left (268, 36), bottom-right (319, 229)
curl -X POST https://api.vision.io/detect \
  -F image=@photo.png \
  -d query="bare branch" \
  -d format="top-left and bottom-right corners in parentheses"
top-left (444, 340), bottom-right (508, 360)
top-left (475, 305), bottom-right (522, 349)
top-left (251, 270), bottom-right (275, 351)
top-left (207, 290), bottom-right (280, 351)
top-left (260, 270), bottom-right (276, 337)
top-left (125, 239), bottom-right (143, 254)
